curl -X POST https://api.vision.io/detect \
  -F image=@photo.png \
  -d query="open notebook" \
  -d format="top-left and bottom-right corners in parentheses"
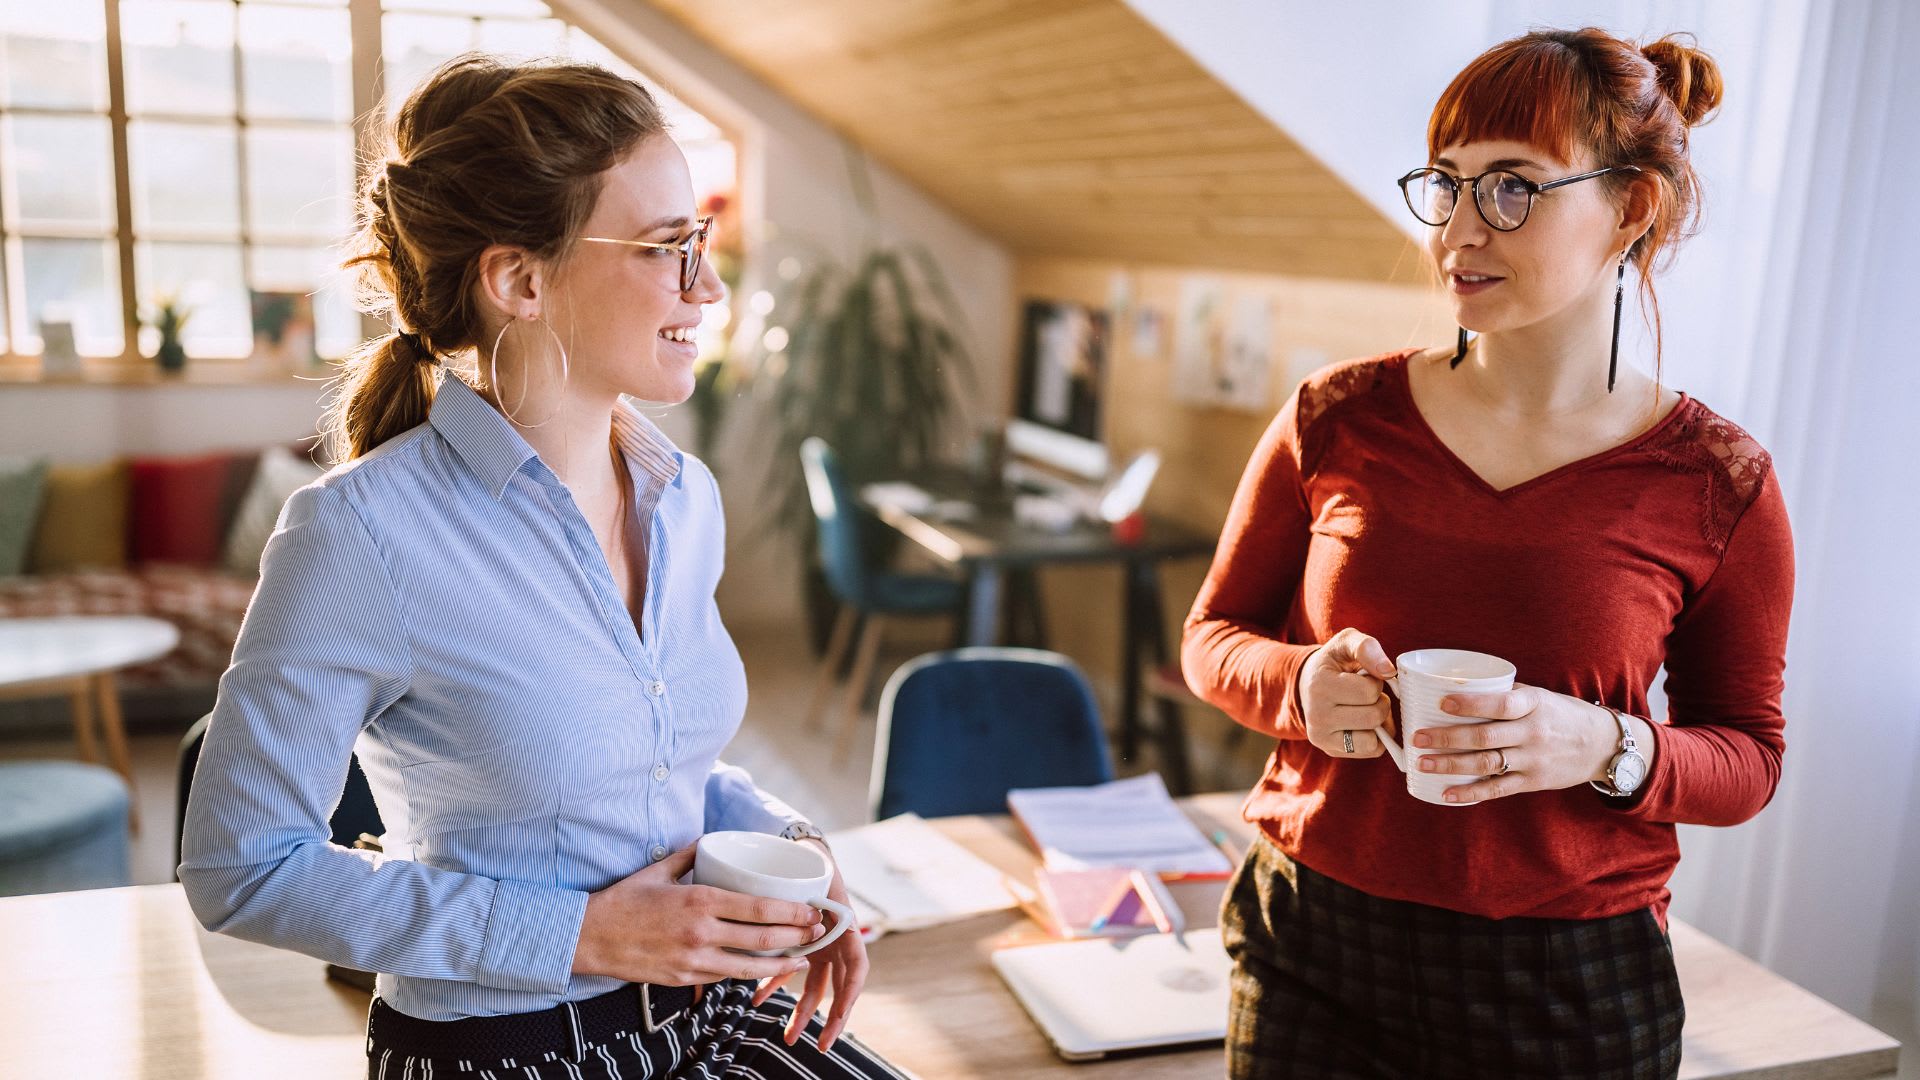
top-left (1007, 773), bottom-right (1235, 879)
top-left (826, 813), bottom-right (1014, 938)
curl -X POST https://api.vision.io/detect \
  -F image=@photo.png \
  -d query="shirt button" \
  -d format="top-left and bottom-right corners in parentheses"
top-left (653, 764), bottom-right (670, 782)
top-left (650, 680), bottom-right (667, 696)
top-left (650, 845), bottom-right (668, 861)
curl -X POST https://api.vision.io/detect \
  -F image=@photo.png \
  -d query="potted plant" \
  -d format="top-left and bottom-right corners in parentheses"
top-left (147, 295), bottom-right (194, 374)
top-left (747, 155), bottom-right (977, 649)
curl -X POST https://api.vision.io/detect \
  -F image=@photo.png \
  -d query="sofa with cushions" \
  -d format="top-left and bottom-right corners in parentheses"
top-left (0, 442), bottom-right (324, 719)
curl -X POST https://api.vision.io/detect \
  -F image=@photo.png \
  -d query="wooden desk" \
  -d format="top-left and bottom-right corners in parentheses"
top-left (0, 795), bottom-right (1898, 1079)
top-left (865, 478), bottom-right (1216, 791)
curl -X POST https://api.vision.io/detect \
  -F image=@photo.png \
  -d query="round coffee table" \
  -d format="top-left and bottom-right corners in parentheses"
top-left (0, 616), bottom-right (181, 830)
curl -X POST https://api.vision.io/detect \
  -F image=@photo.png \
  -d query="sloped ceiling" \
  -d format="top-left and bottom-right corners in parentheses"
top-left (638, 0), bottom-right (1418, 282)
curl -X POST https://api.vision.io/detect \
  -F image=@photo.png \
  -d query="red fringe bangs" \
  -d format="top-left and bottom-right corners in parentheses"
top-left (1426, 44), bottom-right (1601, 165)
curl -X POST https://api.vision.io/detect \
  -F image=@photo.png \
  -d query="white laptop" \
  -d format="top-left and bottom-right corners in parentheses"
top-left (990, 928), bottom-right (1234, 1062)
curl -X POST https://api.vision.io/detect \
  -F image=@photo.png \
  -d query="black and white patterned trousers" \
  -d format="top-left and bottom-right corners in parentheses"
top-left (366, 980), bottom-right (913, 1079)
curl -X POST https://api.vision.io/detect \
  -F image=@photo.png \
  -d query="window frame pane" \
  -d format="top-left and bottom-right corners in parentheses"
top-left (3, 0), bottom-right (741, 375)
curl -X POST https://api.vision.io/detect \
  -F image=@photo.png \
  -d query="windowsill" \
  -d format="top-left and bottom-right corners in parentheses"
top-left (0, 360), bottom-right (337, 386)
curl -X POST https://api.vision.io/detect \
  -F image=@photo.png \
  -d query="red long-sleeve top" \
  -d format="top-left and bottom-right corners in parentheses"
top-left (1183, 349), bottom-right (1794, 922)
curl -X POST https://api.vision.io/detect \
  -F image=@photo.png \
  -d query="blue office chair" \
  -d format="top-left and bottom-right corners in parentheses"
top-left (869, 647), bottom-right (1114, 820)
top-left (174, 713), bottom-right (384, 875)
top-left (800, 437), bottom-right (965, 760)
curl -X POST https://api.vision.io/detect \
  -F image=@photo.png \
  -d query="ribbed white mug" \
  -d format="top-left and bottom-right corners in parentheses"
top-left (1374, 649), bottom-right (1517, 805)
top-left (692, 831), bottom-right (853, 957)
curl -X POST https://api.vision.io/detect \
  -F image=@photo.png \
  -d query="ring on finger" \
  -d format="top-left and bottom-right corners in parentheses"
top-left (1494, 748), bottom-right (1511, 776)
top-left (1342, 730), bottom-right (1355, 754)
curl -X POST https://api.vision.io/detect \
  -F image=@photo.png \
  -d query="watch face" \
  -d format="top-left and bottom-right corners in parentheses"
top-left (1614, 752), bottom-right (1648, 794)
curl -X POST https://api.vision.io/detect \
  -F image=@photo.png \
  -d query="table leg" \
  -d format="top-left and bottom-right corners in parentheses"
top-left (965, 566), bottom-right (1004, 647)
top-left (67, 677), bottom-right (100, 764)
top-left (90, 672), bottom-right (141, 834)
top-left (1124, 559), bottom-right (1193, 794)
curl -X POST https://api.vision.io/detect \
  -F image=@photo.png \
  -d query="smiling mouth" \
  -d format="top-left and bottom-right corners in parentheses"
top-left (658, 326), bottom-right (698, 343)
top-left (1450, 272), bottom-right (1504, 285)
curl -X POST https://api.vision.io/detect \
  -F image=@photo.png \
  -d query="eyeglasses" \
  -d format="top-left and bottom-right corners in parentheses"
top-left (1396, 165), bottom-right (1639, 232)
top-left (580, 215), bottom-right (715, 292)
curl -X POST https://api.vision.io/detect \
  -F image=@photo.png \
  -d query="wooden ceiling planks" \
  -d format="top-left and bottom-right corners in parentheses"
top-left (642, 0), bottom-right (1417, 281)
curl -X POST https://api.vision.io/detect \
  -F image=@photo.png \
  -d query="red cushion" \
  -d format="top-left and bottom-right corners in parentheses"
top-left (127, 453), bottom-right (237, 566)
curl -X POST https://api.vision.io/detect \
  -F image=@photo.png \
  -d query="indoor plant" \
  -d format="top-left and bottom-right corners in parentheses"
top-left (147, 295), bottom-right (194, 374)
top-left (748, 155), bottom-right (977, 646)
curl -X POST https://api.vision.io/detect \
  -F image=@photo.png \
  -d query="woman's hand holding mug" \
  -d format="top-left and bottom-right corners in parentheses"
top-left (1297, 627), bottom-right (1401, 760)
top-left (1300, 629), bottom-right (1655, 805)
top-left (573, 844), bottom-right (822, 988)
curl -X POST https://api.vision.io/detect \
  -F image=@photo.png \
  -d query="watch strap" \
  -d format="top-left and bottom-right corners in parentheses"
top-left (780, 821), bottom-right (828, 849)
top-left (1590, 701), bottom-right (1643, 796)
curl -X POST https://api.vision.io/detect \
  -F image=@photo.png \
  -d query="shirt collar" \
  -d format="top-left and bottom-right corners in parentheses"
top-left (429, 375), bottom-right (685, 500)
top-left (611, 396), bottom-right (686, 490)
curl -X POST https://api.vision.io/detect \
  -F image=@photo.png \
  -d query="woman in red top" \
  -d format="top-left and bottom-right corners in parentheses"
top-left (1184, 28), bottom-right (1793, 1080)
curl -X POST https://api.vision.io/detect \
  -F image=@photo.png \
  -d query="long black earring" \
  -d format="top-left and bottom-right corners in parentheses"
top-left (1607, 254), bottom-right (1626, 393)
top-left (1450, 325), bottom-right (1469, 368)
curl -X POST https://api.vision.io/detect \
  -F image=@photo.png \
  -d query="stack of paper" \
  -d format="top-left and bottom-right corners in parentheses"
top-left (826, 813), bottom-right (1016, 936)
top-left (1006, 773), bottom-right (1234, 878)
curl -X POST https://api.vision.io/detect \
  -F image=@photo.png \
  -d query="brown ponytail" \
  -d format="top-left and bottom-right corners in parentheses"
top-left (320, 53), bottom-right (667, 464)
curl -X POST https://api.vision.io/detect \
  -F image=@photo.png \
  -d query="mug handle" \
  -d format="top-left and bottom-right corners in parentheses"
top-left (1375, 675), bottom-right (1408, 773)
top-left (784, 896), bottom-right (854, 957)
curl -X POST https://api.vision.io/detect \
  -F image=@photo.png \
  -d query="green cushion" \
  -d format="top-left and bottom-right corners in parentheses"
top-left (0, 458), bottom-right (49, 577)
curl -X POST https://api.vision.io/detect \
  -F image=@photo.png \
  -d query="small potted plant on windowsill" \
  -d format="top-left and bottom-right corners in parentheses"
top-left (146, 295), bottom-right (194, 375)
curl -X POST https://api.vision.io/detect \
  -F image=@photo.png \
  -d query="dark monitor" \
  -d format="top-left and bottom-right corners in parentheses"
top-left (1007, 298), bottom-right (1110, 480)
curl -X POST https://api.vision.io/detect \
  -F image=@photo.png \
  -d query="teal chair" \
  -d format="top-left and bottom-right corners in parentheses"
top-left (0, 761), bottom-right (131, 896)
top-left (800, 437), bottom-right (965, 760)
top-left (869, 648), bottom-right (1113, 820)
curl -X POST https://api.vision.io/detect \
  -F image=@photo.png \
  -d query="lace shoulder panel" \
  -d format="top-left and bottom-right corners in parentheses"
top-left (1643, 401), bottom-right (1774, 553)
top-left (1295, 350), bottom-right (1411, 434)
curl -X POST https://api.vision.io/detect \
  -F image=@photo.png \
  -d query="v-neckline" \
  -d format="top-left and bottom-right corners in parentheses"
top-left (1392, 350), bottom-right (1692, 499)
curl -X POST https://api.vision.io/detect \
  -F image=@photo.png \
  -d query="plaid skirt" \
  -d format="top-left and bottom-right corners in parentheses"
top-left (1220, 835), bottom-right (1683, 1080)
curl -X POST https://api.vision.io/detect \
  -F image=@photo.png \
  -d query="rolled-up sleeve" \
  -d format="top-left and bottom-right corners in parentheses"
top-left (178, 482), bottom-right (586, 994)
top-left (703, 760), bottom-right (808, 835)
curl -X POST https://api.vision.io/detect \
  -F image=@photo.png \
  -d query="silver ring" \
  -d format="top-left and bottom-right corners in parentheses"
top-left (1342, 730), bottom-right (1356, 754)
top-left (1494, 748), bottom-right (1511, 776)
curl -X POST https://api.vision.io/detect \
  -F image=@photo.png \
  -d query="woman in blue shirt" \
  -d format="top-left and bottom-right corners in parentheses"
top-left (180, 54), bottom-right (905, 1080)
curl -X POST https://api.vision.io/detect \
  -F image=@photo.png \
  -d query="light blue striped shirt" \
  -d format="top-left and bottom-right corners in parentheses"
top-left (179, 374), bottom-right (806, 1021)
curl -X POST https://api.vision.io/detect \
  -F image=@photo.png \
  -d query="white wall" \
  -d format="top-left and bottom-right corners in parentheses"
top-left (0, 382), bottom-right (334, 463)
top-left (562, 0), bottom-right (1017, 630)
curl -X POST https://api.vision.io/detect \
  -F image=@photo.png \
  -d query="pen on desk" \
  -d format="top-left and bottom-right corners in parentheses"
top-left (1129, 868), bottom-right (1175, 934)
top-left (1088, 877), bottom-right (1136, 933)
top-left (1210, 829), bottom-right (1241, 868)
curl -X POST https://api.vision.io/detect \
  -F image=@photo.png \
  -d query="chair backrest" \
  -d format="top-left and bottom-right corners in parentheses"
top-left (869, 648), bottom-right (1114, 820)
top-left (174, 714), bottom-right (385, 877)
top-left (799, 436), bottom-right (869, 607)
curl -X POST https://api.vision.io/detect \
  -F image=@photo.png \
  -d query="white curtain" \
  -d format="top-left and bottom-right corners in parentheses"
top-left (1646, 1), bottom-right (1920, 1072)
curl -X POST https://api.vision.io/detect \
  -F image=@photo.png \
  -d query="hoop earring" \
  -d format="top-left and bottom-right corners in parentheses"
top-left (488, 314), bottom-right (570, 428)
top-left (1450, 325), bottom-right (1470, 368)
top-left (1607, 254), bottom-right (1627, 394)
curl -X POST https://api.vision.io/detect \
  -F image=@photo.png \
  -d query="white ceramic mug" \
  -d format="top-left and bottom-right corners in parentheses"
top-left (691, 831), bottom-right (853, 957)
top-left (1373, 649), bottom-right (1518, 805)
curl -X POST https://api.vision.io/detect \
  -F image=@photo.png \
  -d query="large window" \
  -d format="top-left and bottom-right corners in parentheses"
top-left (0, 0), bottom-right (736, 380)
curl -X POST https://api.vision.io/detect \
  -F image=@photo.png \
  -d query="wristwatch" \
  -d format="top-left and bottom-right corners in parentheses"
top-left (780, 821), bottom-right (828, 849)
top-left (1591, 702), bottom-right (1649, 797)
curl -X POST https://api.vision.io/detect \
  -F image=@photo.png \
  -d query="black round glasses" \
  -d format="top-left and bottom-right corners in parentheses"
top-left (1397, 165), bottom-right (1639, 231)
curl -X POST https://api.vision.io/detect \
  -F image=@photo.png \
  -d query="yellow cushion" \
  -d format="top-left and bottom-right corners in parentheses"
top-left (28, 460), bottom-right (129, 573)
